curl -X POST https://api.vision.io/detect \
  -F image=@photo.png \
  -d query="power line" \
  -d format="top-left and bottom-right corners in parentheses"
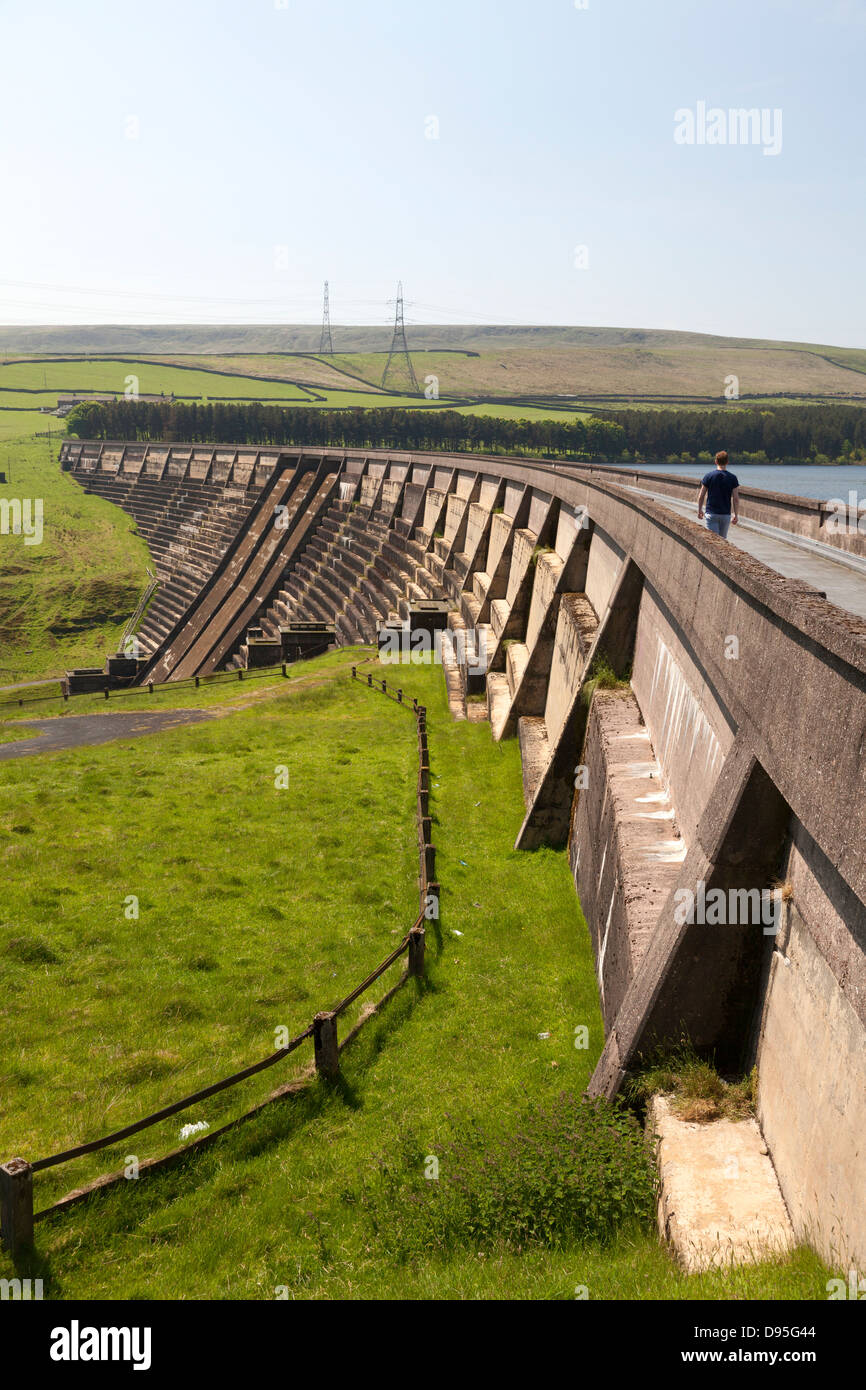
top-left (381, 282), bottom-right (419, 392)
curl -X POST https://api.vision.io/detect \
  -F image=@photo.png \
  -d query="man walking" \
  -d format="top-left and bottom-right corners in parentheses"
top-left (697, 450), bottom-right (740, 538)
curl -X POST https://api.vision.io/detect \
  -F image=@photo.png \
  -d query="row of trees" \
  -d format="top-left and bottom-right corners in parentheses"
top-left (65, 400), bottom-right (627, 457)
top-left (607, 404), bottom-right (866, 463)
top-left (66, 398), bottom-right (866, 464)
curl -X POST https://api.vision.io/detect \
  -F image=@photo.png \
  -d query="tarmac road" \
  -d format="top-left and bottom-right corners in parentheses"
top-left (0, 708), bottom-right (216, 761)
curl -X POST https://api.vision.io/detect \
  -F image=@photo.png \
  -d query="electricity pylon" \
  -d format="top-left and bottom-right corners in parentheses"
top-left (319, 281), bottom-right (334, 355)
top-left (381, 282), bottom-right (419, 392)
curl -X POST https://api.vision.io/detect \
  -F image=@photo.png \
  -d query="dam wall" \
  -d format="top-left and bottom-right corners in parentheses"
top-left (63, 437), bottom-right (866, 1271)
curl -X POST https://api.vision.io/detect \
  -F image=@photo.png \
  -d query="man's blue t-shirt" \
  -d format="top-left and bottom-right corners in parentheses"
top-left (702, 469), bottom-right (739, 515)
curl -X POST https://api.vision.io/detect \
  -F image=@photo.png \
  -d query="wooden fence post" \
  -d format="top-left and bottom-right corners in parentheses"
top-left (313, 1012), bottom-right (339, 1080)
top-left (423, 843), bottom-right (436, 885)
top-left (408, 925), bottom-right (426, 977)
top-left (0, 1158), bottom-right (33, 1257)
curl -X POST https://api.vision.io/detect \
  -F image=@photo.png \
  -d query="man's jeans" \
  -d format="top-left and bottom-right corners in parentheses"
top-left (705, 513), bottom-right (732, 539)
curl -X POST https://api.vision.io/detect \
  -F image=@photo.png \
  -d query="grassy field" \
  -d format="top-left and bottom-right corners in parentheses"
top-left (0, 357), bottom-right (459, 424)
top-left (0, 431), bottom-right (150, 683)
top-left (0, 653), bottom-right (835, 1299)
top-left (141, 353), bottom-right (388, 394)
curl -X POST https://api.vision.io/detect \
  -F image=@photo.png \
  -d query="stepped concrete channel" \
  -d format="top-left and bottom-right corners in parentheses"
top-left (64, 439), bottom-right (866, 1274)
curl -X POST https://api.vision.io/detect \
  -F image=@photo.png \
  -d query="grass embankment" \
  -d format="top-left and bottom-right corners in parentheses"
top-left (0, 432), bottom-right (150, 683)
top-left (0, 652), bottom-right (830, 1298)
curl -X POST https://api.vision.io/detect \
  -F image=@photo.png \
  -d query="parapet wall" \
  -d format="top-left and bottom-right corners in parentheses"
top-left (576, 461), bottom-right (866, 558)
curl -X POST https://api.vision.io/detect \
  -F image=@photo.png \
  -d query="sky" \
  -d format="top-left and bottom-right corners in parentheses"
top-left (0, 0), bottom-right (864, 345)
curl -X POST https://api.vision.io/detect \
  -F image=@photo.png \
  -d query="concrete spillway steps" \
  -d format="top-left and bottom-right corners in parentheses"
top-left (472, 570), bottom-right (491, 602)
top-left (412, 568), bottom-right (441, 601)
top-left (570, 691), bottom-right (686, 1027)
top-left (650, 1095), bottom-right (794, 1273)
top-left (441, 614), bottom-right (469, 720)
top-left (490, 599), bottom-right (510, 640)
top-left (505, 642), bottom-right (530, 697)
top-left (517, 716), bottom-right (550, 806)
top-left (487, 673), bottom-right (512, 738)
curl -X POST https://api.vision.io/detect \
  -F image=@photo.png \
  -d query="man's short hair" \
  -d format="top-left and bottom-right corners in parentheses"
top-left (715, 450), bottom-right (729, 467)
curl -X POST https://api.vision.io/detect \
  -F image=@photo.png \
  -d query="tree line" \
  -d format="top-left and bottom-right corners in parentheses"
top-left (65, 398), bottom-right (866, 465)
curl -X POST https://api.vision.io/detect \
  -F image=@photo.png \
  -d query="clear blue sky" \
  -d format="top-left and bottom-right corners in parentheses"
top-left (1, 0), bottom-right (864, 344)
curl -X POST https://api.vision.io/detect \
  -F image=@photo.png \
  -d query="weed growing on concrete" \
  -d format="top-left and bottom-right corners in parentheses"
top-left (625, 1039), bottom-right (757, 1123)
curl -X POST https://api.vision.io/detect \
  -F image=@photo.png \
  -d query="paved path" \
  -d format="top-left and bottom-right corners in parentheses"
top-left (0, 677), bottom-right (60, 694)
top-left (0, 709), bottom-right (215, 761)
top-left (629, 486), bottom-right (866, 620)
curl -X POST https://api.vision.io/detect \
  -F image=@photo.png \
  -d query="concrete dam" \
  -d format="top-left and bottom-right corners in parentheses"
top-left (62, 438), bottom-right (866, 1272)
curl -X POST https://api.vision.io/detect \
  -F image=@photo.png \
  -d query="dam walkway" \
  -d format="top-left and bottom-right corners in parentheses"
top-left (628, 485), bottom-right (866, 620)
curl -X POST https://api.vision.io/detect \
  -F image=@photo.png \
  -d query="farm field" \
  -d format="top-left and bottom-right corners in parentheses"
top-left (324, 346), bottom-right (866, 403)
top-left (0, 654), bottom-right (833, 1300)
top-left (0, 358), bottom-right (461, 438)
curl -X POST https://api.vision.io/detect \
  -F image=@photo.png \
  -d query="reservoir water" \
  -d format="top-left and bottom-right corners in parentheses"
top-left (618, 462), bottom-right (866, 504)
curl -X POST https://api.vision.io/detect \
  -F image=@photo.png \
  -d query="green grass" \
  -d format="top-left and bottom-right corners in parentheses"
top-left (0, 359), bottom-right (314, 403)
top-left (0, 409), bottom-right (54, 441)
top-left (0, 722), bottom-right (42, 745)
top-left (0, 654), bottom-right (833, 1299)
top-left (0, 666), bottom-right (291, 717)
top-left (455, 402), bottom-right (590, 422)
top-left (0, 431), bottom-right (150, 682)
top-left (0, 652), bottom-right (417, 1196)
top-left (0, 357), bottom-right (463, 417)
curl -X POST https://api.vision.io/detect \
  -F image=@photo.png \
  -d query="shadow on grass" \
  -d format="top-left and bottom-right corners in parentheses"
top-left (29, 967), bottom-right (436, 1290)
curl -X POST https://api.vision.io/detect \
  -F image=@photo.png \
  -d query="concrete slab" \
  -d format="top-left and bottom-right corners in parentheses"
top-left (650, 1094), bottom-right (795, 1273)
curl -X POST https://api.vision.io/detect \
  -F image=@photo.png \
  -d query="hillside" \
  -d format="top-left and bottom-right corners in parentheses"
top-left (3, 325), bottom-right (866, 406)
top-left (2, 322), bottom-right (865, 358)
